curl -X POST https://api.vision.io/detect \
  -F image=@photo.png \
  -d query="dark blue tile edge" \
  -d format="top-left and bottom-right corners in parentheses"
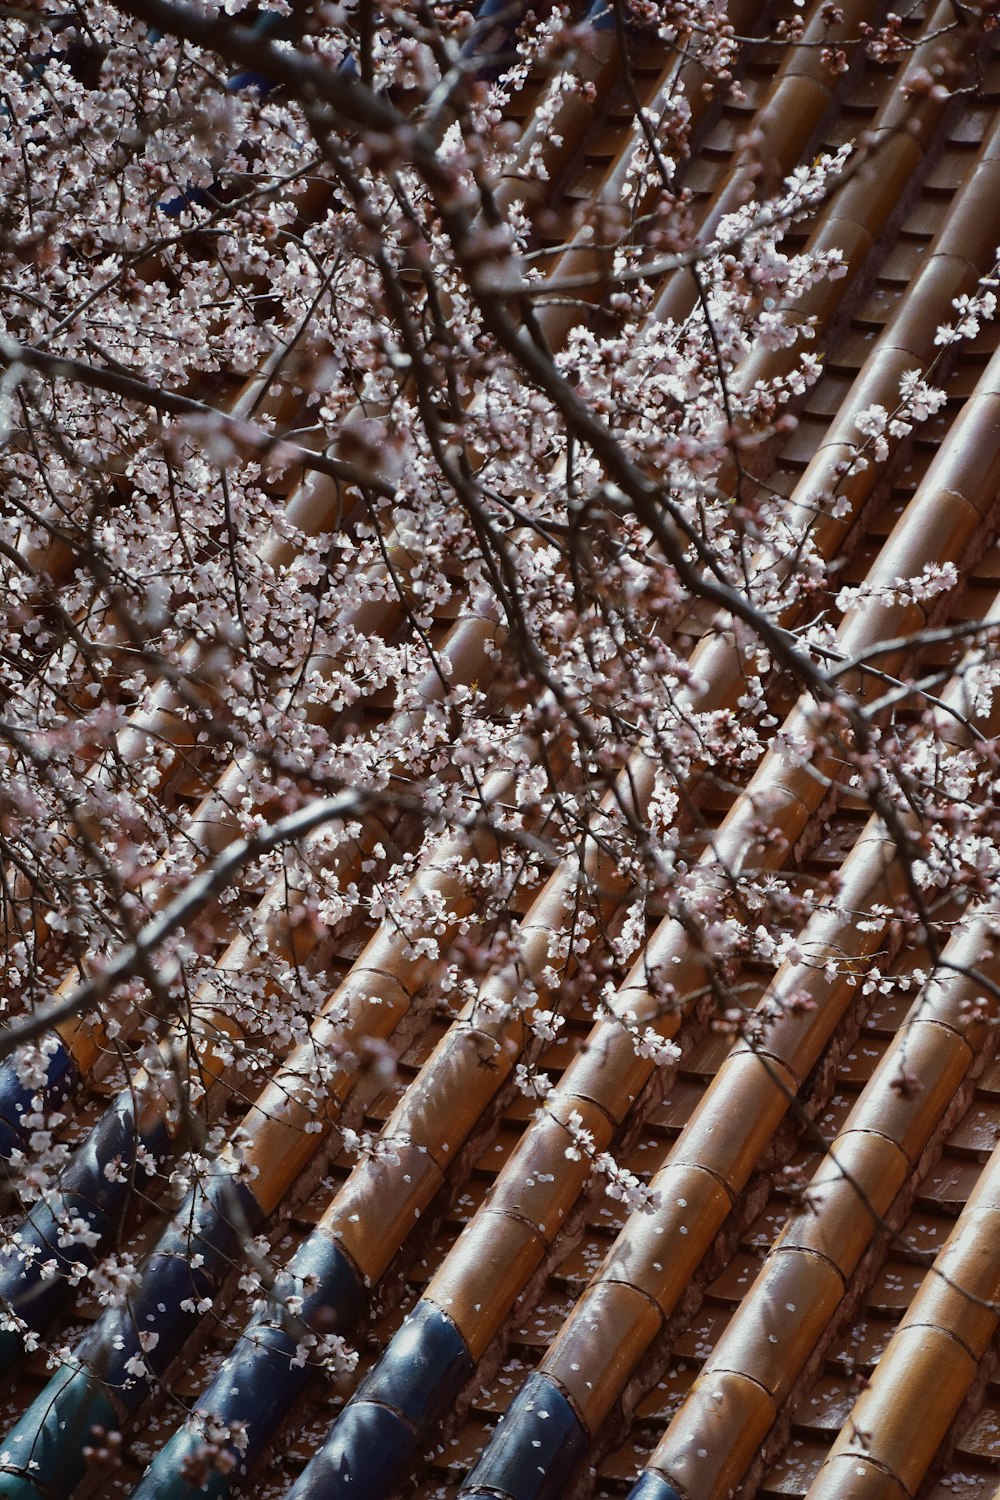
top-left (356, 1298), bottom-right (475, 1426)
top-left (287, 1299), bottom-right (475, 1500)
top-left (628, 1472), bottom-right (686, 1500)
top-left (0, 1092), bottom-right (170, 1355)
top-left (286, 1400), bottom-right (420, 1500)
top-left (0, 1041), bottom-right (77, 1162)
top-left (0, 1176), bottom-right (261, 1498)
top-left (460, 1373), bottom-right (590, 1500)
top-left (130, 1232), bottom-right (367, 1500)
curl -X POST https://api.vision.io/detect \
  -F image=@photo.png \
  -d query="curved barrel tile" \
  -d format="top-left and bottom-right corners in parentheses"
top-left (535, 0), bottom-right (763, 348)
top-left (448, 1377), bottom-right (590, 1500)
top-left (653, 0), bottom-right (893, 328)
top-left (0, 1366), bottom-right (120, 1500)
top-left (739, 0), bottom-right (967, 386)
top-left (628, 889), bottom-right (1000, 1498)
top-left (286, 1301), bottom-right (475, 1500)
top-left (493, 4), bottom-right (623, 223)
top-left (806, 1142), bottom-right (1000, 1498)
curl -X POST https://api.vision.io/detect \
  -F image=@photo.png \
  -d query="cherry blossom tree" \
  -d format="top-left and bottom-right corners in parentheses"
top-left (0, 0), bottom-right (999, 1491)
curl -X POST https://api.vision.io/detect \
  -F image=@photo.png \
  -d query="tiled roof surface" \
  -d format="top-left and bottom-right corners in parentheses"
top-left (5, 2), bottom-right (1000, 1498)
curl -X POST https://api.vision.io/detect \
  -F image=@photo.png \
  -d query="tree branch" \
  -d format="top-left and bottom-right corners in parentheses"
top-left (0, 336), bottom-right (396, 500)
top-left (0, 789), bottom-right (370, 1058)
